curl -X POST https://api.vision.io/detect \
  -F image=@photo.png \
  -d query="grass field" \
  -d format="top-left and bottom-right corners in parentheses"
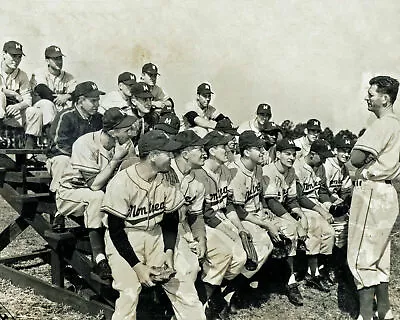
top-left (0, 196), bottom-right (398, 320)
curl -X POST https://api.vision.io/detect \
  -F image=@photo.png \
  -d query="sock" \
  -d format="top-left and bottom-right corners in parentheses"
top-left (308, 255), bottom-right (319, 276)
top-left (358, 286), bottom-right (376, 320)
top-left (288, 273), bottom-right (297, 285)
top-left (88, 228), bottom-right (105, 262)
top-left (375, 282), bottom-right (392, 320)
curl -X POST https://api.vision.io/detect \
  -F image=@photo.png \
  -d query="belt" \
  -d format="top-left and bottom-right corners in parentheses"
top-left (353, 179), bottom-right (391, 187)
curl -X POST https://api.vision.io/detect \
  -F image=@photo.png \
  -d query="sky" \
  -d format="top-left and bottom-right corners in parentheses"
top-left (3, 0), bottom-right (400, 133)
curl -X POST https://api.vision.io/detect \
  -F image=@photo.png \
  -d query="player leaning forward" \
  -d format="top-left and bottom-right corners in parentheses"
top-left (348, 76), bottom-right (400, 320)
top-left (102, 130), bottom-right (206, 320)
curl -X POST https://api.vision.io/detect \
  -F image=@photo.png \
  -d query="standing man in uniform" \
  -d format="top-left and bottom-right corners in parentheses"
top-left (294, 119), bottom-right (322, 159)
top-left (102, 130), bottom-right (206, 320)
top-left (237, 103), bottom-right (272, 136)
top-left (0, 41), bottom-right (40, 148)
top-left (348, 76), bottom-right (400, 320)
top-left (99, 72), bottom-right (136, 114)
top-left (31, 45), bottom-right (77, 133)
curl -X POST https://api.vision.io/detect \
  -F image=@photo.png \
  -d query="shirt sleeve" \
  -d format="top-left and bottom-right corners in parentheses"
top-left (102, 173), bottom-right (132, 219)
top-left (227, 167), bottom-right (246, 205)
top-left (18, 71), bottom-right (32, 106)
top-left (164, 184), bottom-right (185, 213)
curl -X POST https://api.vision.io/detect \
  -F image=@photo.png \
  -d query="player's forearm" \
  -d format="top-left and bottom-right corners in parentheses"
top-left (266, 198), bottom-right (287, 217)
top-left (160, 211), bottom-right (179, 251)
top-left (226, 210), bottom-right (246, 232)
top-left (244, 213), bottom-right (270, 230)
top-left (194, 117), bottom-right (216, 129)
top-left (89, 160), bottom-right (120, 191)
top-left (187, 212), bottom-right (206, 243)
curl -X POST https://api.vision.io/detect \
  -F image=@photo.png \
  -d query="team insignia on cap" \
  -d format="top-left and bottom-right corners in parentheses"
top-left (152, 65), bottom-right (156, 70)
top-left (54, 47), bottom-right (60, 51)
top-left (263, 105), bottom-right (269, 109)
top-left (143, 84), bottom-right (149, 91)
top-left (15, 43), bottom-right (21, 49)
top-left (91, 84), bottom-right (97, 90)
top-left (205, 85), bottom-right (209, 89)
top-left (164, 117), bottom-right (172, 125)
top-left (314, 120), bottom-right (319, 125)
top-left (345, 139), bottom-right (350, 144)
top-left (130, 75), bottom-right (134, 80)
top-left (288, 140), bottom-right (294, 145)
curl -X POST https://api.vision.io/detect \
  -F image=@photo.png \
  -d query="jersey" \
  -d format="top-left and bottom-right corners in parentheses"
top-left (181, 100), bottom-right (218, 131)
top-left (102, 163), bottom-right (185, 231)
top-left (33, 68), bottom-right (77, 95)
top-left (294, 136), bottom-right (311, 159)
top-left (237, 119), bottom-right (262, 137)
top-left (99, 90), bottom-right (132, 115)
top-left (0, 62), bottom-right (32, 106)
top-left (227, 158), bottom-right (263, 218)
top-left (323, 157), bottom-right (352, 198)
top-left (262, 162), bottom-right (297, 205)
top-left (151, 84), bottom-right (170, 102)
top-left (293, 157), bottom-right (321, 201)
top-left (353, 113), bottom-right (400, 181)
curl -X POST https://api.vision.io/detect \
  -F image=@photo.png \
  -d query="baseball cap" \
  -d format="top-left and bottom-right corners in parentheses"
top-left (310, 139), bottom-right (334, 158)
top-left (154, 113), bottom-right (181, 135)
top-left (130, 82), bottom-right (153, 99)
top-left (215, 118), bottom-right (239, 136)
top-left (203, 131), bottom-right (232, 150)
top-left (334, 135), bottom-right (355, 149)
top-left (3, 41), bottom-right (24, 56)
top-left (160, 105), bottom-right (174, 116)
top-left (174, 131), bottom-right (206, 149)
top-left (45, 45), bottom-right (64, 58)
top-left (257, 103), bottom-right (272, 116)
top-left (197, 83), bottom-right (214, 95)
top-left (276, 138), bottom-right (301, 152)
top-left (142, 63), bottom-right (160, 75)
top-left (118, 72), bottom-right (136, 85)
top-left (262, 121), bottom-right (281, 133)
top-left (239, 130), bottom-right (264, 150)
top-left (73, 81), bottom-right (105, 98)
top-left (103, 107), bottom-right (138, 131)
top-left (306, 119), bottom-right (322, 132)
top-left (138, 130), bottom-right (182, 156)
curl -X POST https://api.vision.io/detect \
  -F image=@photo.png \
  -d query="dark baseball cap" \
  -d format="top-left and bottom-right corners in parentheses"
top-left (138, 130), bottom-right (182, 156)
top-left (334, 135), bottom-right (355, 149)
top-left (262, 121), bottom-right (281, 133)
top-left (130, 82), bottom-right (153, 99)
top-left (215, 118), bottom-right (239, 136)
top-left (45, 45), bottom-right (64, 58)
top-left (197, 83), bottom-right (214, 95)
top-left (276, 138), bottom-right (301, 152)
top-left (118, 72), bottom-right (136, 85)
top-left (257, 103), bottom-right (272, 116)
top-left (142, 63), bottom-right (159, 75)
top-left (306, 119), bottom-right (322, 132)
top-left (103, 107), bottom-right (138, 131)
top-left (73, 81), bottom-right (105, 98)
top-left (310, 139), bottom-right (334, 158)
top-left (239, 130), bottom-right (264, 150)
top-left (174, 131), bottom-right (206, 149)
top-left (3, 41), bottom-right (24, 56)
top-left (154, 113), bottom-right (181, 135)
top-left (203, 131), bottom-right (232, 150)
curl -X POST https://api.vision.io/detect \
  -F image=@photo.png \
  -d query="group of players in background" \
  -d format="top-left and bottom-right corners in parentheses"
top-left (1, 40), bottom-right (399, 320)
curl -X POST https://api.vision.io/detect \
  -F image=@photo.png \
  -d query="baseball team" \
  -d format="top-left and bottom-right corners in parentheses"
top-left (1, 40), bottom-right (399, 320)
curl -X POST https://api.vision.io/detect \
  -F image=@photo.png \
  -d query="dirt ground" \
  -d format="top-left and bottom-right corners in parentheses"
top-left (0, 196), bottom-right (398, 320)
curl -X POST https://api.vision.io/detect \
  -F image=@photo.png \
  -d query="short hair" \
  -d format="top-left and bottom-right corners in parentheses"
top-left (369, 76), bottom-right (399, 104)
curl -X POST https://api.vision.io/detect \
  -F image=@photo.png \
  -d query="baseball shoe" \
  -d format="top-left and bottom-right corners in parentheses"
top-left (51, 214), bottom-right (65, 233)
top-left (320, 268), bottom-right (337, 285)
top-left (305, 274), bottom-right (331, 292)
top-left (93, 260), bottom-right (112, 280)
top-left (286, 283), bottom-right (304, 306)
top-left (228, 291), bottom-right (242, 314)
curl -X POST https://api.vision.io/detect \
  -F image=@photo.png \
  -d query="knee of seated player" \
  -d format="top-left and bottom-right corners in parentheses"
top-left (34, 99), bottom-right (56, 125)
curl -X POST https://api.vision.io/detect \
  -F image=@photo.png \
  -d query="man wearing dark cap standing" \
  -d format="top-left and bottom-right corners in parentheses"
top-left (99, 71), bottom-right (136, 114)
top-left (55, 107), bottom-right (137, 280)
top-left (47, 81), bottom-right (104, 195)
top-left (182, 82), bottom-right (227, 137)
top-left (238, 103), bottom-right (272, 136)
top-left (294, 118), bottom-right (322, 159)
top-left (0, 40), bottom-right (40, 148)
top-left (31, 45), bottom-right (77, 114)
top-left (102, 130), bottom-right (206, 320)
top-left (141, 62), bottom-right (173, 113)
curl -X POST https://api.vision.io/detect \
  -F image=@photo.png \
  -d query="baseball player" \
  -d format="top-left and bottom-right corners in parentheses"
top-left (348, 76), bottom-right (400, 320)
top-left (102, 130), bottom-right (206, 320)
top-left (154, 112), bottom-right (181, 136)
top-left (56, 107), bottom-right (137, 280)
top-left (182, 83), bottom-right (226, 137)
top-left (294, 119), bottom-right (322, 159)
top-left (259, 121), bottom-right (282, 166)
top-left (226, 131), bottom-right (276, 308)
top-left (99, 72), bottom-right (136, 114)
top-left (214, 117), bottom-right (240, 164)
top-left (262, 138), bottom-right (309, 306)
top-left (140, 62), bottom-right (173, 113)
top-left (0, 41), bottom-right (41, 148)
top-left (31, 45), bottom-right (77, 132)
top-left (237, 103), bottom-right (272, 136)
top-left (293, 139), bottom-right (336, 292)
top-left (47, 81), bottom-right (103, 195)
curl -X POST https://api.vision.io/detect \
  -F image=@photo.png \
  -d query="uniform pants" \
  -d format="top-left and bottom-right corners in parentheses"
top-left (348, 180), bottom-right (399, 290)
top-left (46, 155), bottom-right (70, 192)
top-left (56, 186), bottom-right (104, 228)
top-left (104, 227), bottom-right (206, 320)
top-left (302, 209), bottom-right (335, 256)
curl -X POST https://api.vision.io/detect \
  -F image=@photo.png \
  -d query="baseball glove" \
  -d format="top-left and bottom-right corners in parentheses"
top-left (271, 234), bottom-right (292, 259)
top-left (329, 203), bottom-right (349, 218)
top-left (239, 231), bottom-right (258, 271)
top-left (150, 265), bottom-right (176, 284)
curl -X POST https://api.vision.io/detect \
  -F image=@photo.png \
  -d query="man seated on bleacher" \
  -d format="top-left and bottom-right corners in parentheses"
top-left (47, 81), bottom-right (103, 194)
top-left (55, 107), bottom-right (137, 280)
